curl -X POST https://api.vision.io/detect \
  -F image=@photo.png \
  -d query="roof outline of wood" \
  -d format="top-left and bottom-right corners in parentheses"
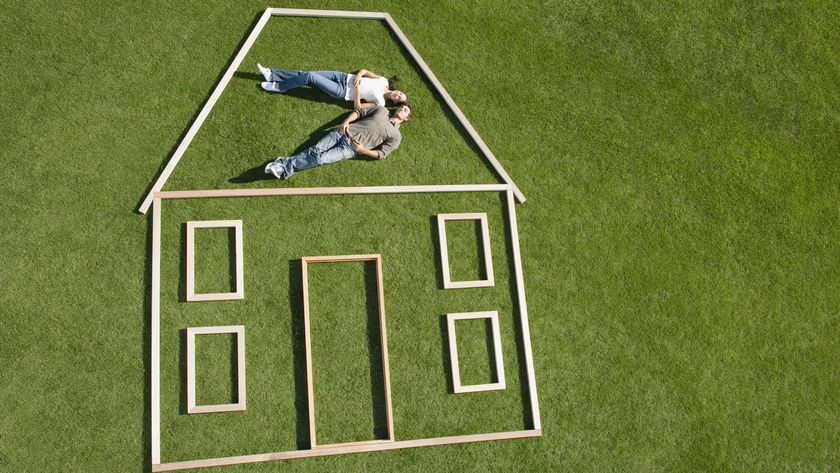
top-left (136, 7), bottom-right (526, 215)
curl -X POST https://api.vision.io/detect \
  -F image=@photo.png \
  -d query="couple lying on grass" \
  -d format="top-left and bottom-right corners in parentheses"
top-left (256, 65), bottom-right (413, 180)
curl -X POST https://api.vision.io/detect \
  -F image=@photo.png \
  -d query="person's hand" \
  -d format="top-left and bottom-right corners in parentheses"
top-left (353, 76), bottom-right (361, 87)
top-left (339, 123), bottom-right (349, 135)
top-left (350, 139), bottom-right (366, 153)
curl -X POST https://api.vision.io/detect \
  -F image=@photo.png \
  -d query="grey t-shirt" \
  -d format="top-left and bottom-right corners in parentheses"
top-left (347, 106), bottom-right (402, 159)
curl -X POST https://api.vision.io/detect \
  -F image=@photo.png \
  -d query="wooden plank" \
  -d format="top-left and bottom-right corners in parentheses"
top-left (155, 184), bottom-right (511, 200)
top-left (375, 255), bottom-right (395, 440)
top-left (446, 312), bottom-right (506, 394)
top-left (383, 14), bottom-right (526, 204)
top-left (270, 8), bottom-right (387, 19)
top-left (301, 254), bottom-right (381, 263)
top-left (152, 429), bottom-right (542, 471)
top-left (137, 8), bottom-right (273, 214)
top-left (300, 258), bottom-right (316, 448)
top-left (186, 326), bottom-right (247, 414)
top-left (151, 198), bottom-right (161, 464)
top-left (506, 190), bottom-right (541, 429)
top-left (314, 439), bottom-right (392, 450)
top-left (437, 213), bottom-right (495, 289)
top-left (185, 220), bottom-right (245, 302)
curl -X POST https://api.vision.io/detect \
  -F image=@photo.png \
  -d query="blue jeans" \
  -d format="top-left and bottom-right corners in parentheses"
top-left (271, 130), bottom-right (355, 178)
top-left (268, 69), bottom-right (348, 100)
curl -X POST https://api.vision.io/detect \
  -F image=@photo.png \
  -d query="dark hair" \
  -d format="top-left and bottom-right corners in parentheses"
top-left (388, 75), bottom-right (401, 90)
top-left (401, 102), bottom-right (413, 120)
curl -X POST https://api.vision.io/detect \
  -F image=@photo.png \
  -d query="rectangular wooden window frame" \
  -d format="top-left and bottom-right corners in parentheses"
top-left (186, 220), bottom-right (244, 301)
top-left (437, 213), bottom-right (495, 289)
top-left (300, 254), bottom-right (394, 449)
top-left (186, 325), bottom-right (247, 414)
top-left (447, 311), bottom-right (506, 393)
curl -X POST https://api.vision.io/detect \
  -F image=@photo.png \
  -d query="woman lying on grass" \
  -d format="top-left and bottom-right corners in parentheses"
top-left (257, 64), bottom-right (407, 109)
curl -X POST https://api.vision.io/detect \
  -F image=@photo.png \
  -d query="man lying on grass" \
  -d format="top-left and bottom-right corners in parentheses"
top-left (265, 102), bottom-right (412, 179)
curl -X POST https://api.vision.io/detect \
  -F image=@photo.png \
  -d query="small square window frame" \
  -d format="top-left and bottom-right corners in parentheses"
top-left (447, 311), bottom-right (506, 394)
top-left (186, 325), bottom-right (247, 414)
top-left (186, 220), bottom-right (244, 301)
top-left (437, 213), bottom-right (495, 289)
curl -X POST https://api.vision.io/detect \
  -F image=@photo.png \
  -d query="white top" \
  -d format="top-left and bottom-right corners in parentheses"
top-left (344, 75), bottom-right (389, 106)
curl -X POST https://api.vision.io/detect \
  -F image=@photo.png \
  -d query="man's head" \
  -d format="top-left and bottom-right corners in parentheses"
top-left (392, 103), bottom-right (412, 123)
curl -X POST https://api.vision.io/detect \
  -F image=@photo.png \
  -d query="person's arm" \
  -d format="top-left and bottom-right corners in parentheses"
top-left (354, 69), bottom-right (381, 84)
top-left (338, 110), bottom-right (360, 135)
top-left (371, 135), bottom-right (402, 160)
top-left (350, 139), bottom-right (380, 159)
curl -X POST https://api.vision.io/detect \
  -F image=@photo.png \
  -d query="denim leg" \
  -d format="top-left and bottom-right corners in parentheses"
top-left (267, 68), bottom-right (303, 82)
top-left (273, 130), bottom-right (354, 177)
top-left (276, 71), bottom-right (347, 99)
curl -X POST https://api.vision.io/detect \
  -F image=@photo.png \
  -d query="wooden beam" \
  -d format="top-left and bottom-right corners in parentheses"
top-left (300, 258), bottom-right (316, 447)
top-left (506, 190), bottom-right (541, 429)
top-left (137, 8), bottom-right (274, 214)
top-left (382, 14), bottom-right (526, 204)
top-left (152, 429), bottom-right (542, 471)
top-left (376, 255), bottom-right (395, 441)
top-left (269, 8), bottom-right (387, 19)
top-left (155, 184), bottom-right (511, 200)
top-left (151, 198), bottom-right (161, 464)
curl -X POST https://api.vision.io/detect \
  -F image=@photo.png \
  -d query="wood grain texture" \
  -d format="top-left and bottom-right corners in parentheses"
top-left (152, 429), bottom-right (542, 471)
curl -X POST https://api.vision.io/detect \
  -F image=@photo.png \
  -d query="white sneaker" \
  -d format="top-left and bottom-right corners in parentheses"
top-left (264, 161), bottom-right (274, 174)
top-left (257, 63), bottom-right (272, 81)
top-left (261, 81), bottom-right (280, 93)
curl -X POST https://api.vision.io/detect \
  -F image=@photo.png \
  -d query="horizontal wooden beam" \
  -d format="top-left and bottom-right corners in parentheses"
top-left (154, 184), bottom-right (511, 200)
top-left (269, 8), bottom-right (387, 19)
top-left (152, 429), bottom-right (541, 471)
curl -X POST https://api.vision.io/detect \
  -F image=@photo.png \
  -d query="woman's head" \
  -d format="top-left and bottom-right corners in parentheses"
top-left (387, 90), bottom-right (407, 104)
top-left (386, 75), bottom-right (408, 104)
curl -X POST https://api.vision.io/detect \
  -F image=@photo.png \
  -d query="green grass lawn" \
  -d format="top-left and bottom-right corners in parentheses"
top-left (1, 0), bottom-right (838, 471)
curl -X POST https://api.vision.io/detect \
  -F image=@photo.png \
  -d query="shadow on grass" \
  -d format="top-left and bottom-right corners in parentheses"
top-left (179, 329), bottom-right (187, 414)
top-left (228, 113), bottom-right (348, 184)
top-left (230, 333), bottom-right (239, 404)
top-left (178, 224), bottom-right (186, 302)
top-left (142, 211), bottom-right (153, 472)
top-left (287, 260), bottom-right (310, 449)
top-left (364, 261), bottom-right (389, 440)
top-left (429, 216), bottom-right (445, 290)
top-left (439, 315), bottom-right (454, 393)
